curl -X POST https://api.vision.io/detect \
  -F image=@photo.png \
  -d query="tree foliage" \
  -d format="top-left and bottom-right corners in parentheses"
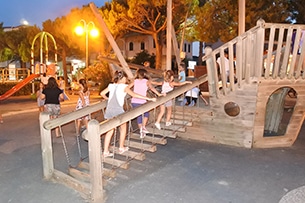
top-left (0, 25), bottom-right (40, 64)
top-left (42, 5), bottom-right (105, 83)
top-left (130, 50), bottom-right (156, 67)
top-left (288, 0), bottom-right (305, 23)
top-left (193, 0), bottom-right (291, 43)
top-left (82, 61), bottom-right (112, 90)
top-left (100, 0), bottom-right (193, 70)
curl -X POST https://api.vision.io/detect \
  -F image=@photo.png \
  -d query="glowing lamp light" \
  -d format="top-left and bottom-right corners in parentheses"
top-left (74, 20), bottom-right (99, 68)
top-left (75, 26), bottom-right (85, 36)
top-left (90, 29), bottom-right (99, 38)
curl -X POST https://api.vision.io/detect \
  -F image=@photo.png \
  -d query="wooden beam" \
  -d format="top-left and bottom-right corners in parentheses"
top-left (89, 3), bottom-right (133, 79)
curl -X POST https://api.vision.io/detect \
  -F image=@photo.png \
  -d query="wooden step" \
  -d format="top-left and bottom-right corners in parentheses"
top-left (170, 111), bottom-right (198, 121)
top-left (130, 133), bottom-right (167, 145)
top-left (77, 161), bottom-right (116, 178)
top-left (102, 155), bottom-right (130, 169)
top-left (147, 123), bottom-right (186, 133)
top-left (124, 140), bottom-right (157, 153)
top-left (168, 119), bottom-right (192, 126)
top-left (145, 126), bottom-right (178, 138)
top-left (68, 167), bottom-right (109, 187)
top-left (111, 146), bottom-right (146, 161)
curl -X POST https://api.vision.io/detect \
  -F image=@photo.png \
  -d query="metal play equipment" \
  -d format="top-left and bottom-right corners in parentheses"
top-left (31, 31), bottom-right (58, 75)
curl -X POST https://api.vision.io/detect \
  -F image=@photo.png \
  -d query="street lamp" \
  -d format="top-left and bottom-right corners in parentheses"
top-left (75, 19), bottom-right (99, 68)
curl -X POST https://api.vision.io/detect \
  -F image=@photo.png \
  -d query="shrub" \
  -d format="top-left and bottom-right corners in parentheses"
top-left (0, 81), bottom-right (39, 96)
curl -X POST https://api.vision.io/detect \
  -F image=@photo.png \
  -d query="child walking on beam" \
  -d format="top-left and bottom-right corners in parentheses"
top-left (100, 70), bottom-right (156, 157)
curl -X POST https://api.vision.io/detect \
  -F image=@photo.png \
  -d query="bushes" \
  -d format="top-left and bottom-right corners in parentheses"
top-left (0, 81), bottom-right (39, 96)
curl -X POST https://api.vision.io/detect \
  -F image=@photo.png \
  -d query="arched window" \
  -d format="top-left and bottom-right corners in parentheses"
top-left (141, 42), bottom-right (145, 50)
top-left (129, 42), bottom-right (134, 51)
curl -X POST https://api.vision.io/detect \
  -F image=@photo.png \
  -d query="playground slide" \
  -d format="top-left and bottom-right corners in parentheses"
top-left (0, 74), bottom-right (40, 101)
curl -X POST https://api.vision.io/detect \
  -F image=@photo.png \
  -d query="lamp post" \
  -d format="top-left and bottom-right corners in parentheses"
top-left (75, 19), bottom-right (99, 68)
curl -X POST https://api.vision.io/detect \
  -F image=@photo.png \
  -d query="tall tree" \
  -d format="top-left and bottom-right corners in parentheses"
top-left (100, 0), bottom-right (193, 70)
top-left (193, 0), bottom-right (291, 44)
top-left (42, 5), bottom-right (103, 84)
top-left (288, 0), bottom-right (305, 23)
top-left (0, 25), bottom-right (40, 65)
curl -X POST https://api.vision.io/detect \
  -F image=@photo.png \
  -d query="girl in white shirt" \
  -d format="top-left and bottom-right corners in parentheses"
top-left (100, 70), bottom-right (156, 157)
top-left (154, 70), bottom-right (191, 130)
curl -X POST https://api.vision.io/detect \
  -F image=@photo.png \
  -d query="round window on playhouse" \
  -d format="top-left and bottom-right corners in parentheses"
top-left (224, 102), bottom-right (240, 117)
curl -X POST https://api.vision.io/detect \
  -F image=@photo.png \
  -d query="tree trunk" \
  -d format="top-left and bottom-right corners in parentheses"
top-left (153, 33), bottom-right (163, 70)
top-left (264, 88), bottom-right (290, 134)
top-left (62, 49), bottom-right (68, 85)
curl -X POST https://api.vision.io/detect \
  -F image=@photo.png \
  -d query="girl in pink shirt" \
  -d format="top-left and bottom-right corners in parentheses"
top-left (130, 69), bottom-right (162, 138)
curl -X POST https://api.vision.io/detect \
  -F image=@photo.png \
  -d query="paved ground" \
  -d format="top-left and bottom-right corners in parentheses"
top-left (0, 94), bottom-right (305, 203)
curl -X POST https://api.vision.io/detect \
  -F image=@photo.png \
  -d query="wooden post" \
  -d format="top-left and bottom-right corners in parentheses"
top-left (204, 47), bottom-right (218, 98)
top-left (89, 3), bottom-right (133, 79)
top-left (88, 119), bottom-right (103, 202)
top-left (238, 0), bottom-right (245, 35)
top-left (166, 0), bottom-right (172, 70)
top-left (39, 112), bottom-right (54, 179)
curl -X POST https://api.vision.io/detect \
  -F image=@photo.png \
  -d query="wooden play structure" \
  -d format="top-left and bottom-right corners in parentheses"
top-left (39, 3), bottom-right (305, 203)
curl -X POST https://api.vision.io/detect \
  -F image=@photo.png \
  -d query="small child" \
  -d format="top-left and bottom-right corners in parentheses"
top-left (154, 70), bottom-right (192, 130)
top-left (178, 63), bottom-right (186, 83)
top-left (100, 70), bottom-right (156, 157)
top-left (58, 76), bottom-right (70, 100)
top-left (69, 79), bottom-right (79, 95)
top-left (36, 82), bottom-right (45, 112)
top-left (75, 79), bottom-right (90, 134)
top-left (177, 64), bottom-right (186, 101)
top-left (184, 87), bottom-right (200, 106)
top-left (130, 68), bottom-right (163, 138)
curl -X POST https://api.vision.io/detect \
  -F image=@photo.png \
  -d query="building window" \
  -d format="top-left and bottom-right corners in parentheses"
top-left (188, 44), bottom-right (191, 53)
top-left (184, 43), bottom-right (187, 52)
top-left (141, 42), bottom-right (145, 50)
top-left (129, 42), bottom-right (134, 51)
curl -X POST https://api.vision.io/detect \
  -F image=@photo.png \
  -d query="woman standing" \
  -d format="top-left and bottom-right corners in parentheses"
top-left (41, 77), bottom-right (64, 138)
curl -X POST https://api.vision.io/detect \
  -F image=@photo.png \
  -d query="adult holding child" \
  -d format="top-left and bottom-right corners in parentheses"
top-left (100, 70), bottom-right (156, 157)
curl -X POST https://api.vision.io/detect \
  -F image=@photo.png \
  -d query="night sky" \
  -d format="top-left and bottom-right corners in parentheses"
top-left (0, 0), bottom-right (107, 27)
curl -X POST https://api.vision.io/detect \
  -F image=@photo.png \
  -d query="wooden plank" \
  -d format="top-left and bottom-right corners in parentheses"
top-left (170, 119), bottom-right (192, 126)
top-left (78, 161), bottom-right (116, 178)
top-left (124, 140), bottom-right (157, 153)
top-left (52, 169), bottom-right (91, 200)
top-left (39, 113), bottom-right (54, 179)
top-left (68, 167), bottom-right (91, 183)
top-left (102, 156), bottom-right (130, 169)
top-left (130, 133), bottom-right (167, 145)
top-left (145, 126), bottom-right (178, 138)
top-left (110, 146), bottom-right (146, 160)
top-left (146, 124), bottom-right (185, 133)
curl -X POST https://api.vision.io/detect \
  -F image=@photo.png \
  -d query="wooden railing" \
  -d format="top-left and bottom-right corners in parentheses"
top-left (203, 19), bottom-right (305, 99)
top-left (40, 74), bottom-right (208, 202)
top-left (39, 19), bottom-right (305, 202)
top-left (0, 68), bottom-right (31, 83)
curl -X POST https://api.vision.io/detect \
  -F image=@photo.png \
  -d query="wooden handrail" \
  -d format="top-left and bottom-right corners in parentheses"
top-left (43, 74), bottom-right (208, 133)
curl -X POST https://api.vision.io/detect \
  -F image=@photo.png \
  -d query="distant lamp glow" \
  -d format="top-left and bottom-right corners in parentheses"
top-left (20, 18), bottom-right (29, 25)
top-left (74, 20), bottom-right (99, 68)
